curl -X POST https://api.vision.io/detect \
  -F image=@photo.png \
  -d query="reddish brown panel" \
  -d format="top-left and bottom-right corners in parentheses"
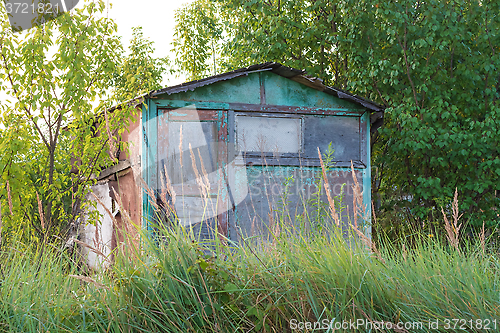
top-left (108, 169), bottom-right (141, 261)
top-left (118, 109), bottom-right (141, 161)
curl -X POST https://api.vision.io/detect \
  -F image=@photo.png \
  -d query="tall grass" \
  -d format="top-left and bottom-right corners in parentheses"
top-left (0, 131), bottom-right (498, 332)
top-left (0, 216), bottom-right (498, 332)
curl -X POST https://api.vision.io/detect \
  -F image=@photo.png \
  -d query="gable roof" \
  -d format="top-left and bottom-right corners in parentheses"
top-left (108, 62), bottom-right (384, 131)
top-left (153, 62), bottom-right (385, 113)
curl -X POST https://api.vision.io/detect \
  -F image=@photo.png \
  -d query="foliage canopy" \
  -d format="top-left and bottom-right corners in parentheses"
top-left (173, 0), bottom-right (500, 228)
top-left (0, 1), bottom-right (168, 245)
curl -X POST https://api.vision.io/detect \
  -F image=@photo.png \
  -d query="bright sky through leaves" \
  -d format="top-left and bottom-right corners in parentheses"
top-left (102, 0), bottom-right (195, 86)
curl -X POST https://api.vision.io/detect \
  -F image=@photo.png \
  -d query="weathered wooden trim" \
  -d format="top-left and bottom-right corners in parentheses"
top-left (165, 109), bottom-right (218, 121)
top-left (226, 109), bottom-right (237, 241)
top-left (290, 75), bottom-right (326, 91)
top-left (155, 100), bottom-right (365, 116)
top-left (234, 155), bottom-right (367, 168)
top-left (360, 111), bottom-right (368, 167)
top-left (227, 110), bottom-right (236, 157)
top-left (234, 111), bottom-right (304, 119)
top-left (94, 160), bottom-right (131, 181)
top-left (232, 104), bottom-right (364, 116)
top-left (156, 100), bottom-right (229, 110)
top-left (116, 167), bottom-right (132, 178)
top-left (217, 110), bottom-right (229, 236)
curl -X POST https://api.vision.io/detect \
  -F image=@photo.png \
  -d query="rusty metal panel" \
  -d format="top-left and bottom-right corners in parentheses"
top-left (303, 115), bottom-right (361, 163)
top-left (236, 115), bottom-right (302, 153)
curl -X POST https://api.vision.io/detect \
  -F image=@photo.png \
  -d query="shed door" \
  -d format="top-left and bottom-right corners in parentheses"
top-left (157, 108), bottom-right (228, 238)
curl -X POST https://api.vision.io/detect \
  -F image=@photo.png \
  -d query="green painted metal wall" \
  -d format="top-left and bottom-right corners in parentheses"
top-left (262, 72), bottom-right (361, 109)
top-left (142, 71), bottom-right (372, 240)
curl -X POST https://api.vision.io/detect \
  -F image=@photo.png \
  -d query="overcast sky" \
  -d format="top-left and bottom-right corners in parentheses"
top-left (104, 0), bottom-right (196, 86)
top-left (0, 0), bottom-right (193, 105)
top-left (0, 0), bottom-right (194, 106)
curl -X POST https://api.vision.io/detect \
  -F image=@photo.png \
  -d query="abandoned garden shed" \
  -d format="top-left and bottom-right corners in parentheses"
top-left (81, 62), bottom-right (384, 267)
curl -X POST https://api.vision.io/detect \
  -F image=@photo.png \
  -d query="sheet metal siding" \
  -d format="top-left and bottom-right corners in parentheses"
top-left (151, 62), bottom-right (384, 113)
top-left (142, 71), bottom-right (372, 239)
top-left (156, 72), bottom-right (365, 111)
top-left (162, 74), bottom-right (261, 105)
top-left (262, 71), bottom-right (363, 109)
top-left (232, 166), bottom-right (363, 241)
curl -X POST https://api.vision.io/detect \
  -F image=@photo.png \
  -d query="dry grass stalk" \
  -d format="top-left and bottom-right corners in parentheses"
top-left (110, 188), bottom-right (133, 225)
top-left (189, 144), bottom-right (201, 180)
top-left (441, 188), bottom-right (462, 252)
top-left (348, 164), bottom-right (385, 263)
top-left (402, 243), bottom-right (407, 262)
top-left (158, 166), bottom-right (176, 217)
top-left (143, 176), bottom-right (180, 226)
top-left (268, 211), bottom-right (281, 244)
top-left (159, 169), bottom-right (168, 211)
top-left (89, 191), bottom-right (120, 259)
top-left (91, 192), bottom-right (119, 230)
top-left (139, 179), bottom-right (160, 212)
top-left (189, 144), bottom-right (209, 199)
top-left (69, 274), bottom-right (109, 290)
top-left (351, 225), bottom-right (385, 264)
top-left (36, 192), bottom-right (45, 230)
top-left (197, 148), bottom-right (211, 194)
top-left (93, 220), bottom-right (100, 253)
top-left (141, 176), bottom-right (177, 225)
top-left (317, 149), bottom-right (380, 259)
top-left (109, 187), bottom-right (143, 259)
top-left (163, 164), bottom-right (176, 205)
top-left (178, 125), bottom-right (186, 219)
top-left (350, 161), bottom-right (364, 228)
top-left (89, 190), bottom-right (135, 263)
top-left (196, 148), bottom-right (218, 220)
top-left (71, 238), bottom-right (112, 265)
top-left (188, 144), bottom-right (215, 223)
top-left (317, 148), bottom-right (340, 227)
top-left (6, 180), bottom-right (13, 215)
top-left (371, 200), bottom-right (377, 227)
